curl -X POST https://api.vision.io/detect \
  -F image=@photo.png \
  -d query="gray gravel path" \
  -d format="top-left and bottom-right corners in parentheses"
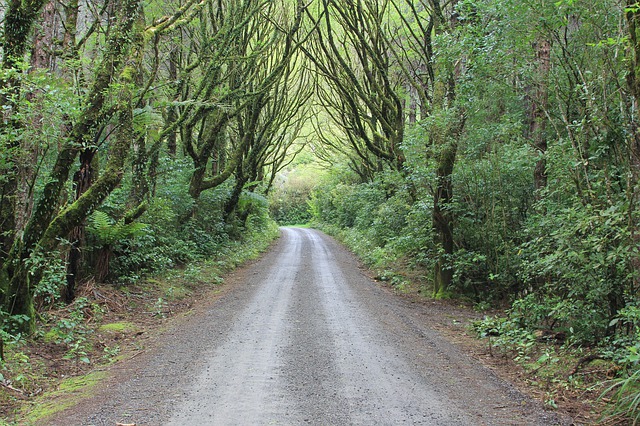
top-left (43, 228), bottom-right (568, 425)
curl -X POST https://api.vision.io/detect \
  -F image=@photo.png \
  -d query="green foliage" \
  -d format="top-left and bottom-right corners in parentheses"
top-left (472, 315), bottom-right (537, 362)
top-left (450, 143), bottom-right (535, 300)
top-left (102, 156), bottom-right (232, 283)
top-left (238, 190), bottom-right (270, 231)
top-left (132, 105), bottom-right (163, 137)
top-left (309, 0), bottom-right (637, 364)
top-left (269, 165), bottom-right (322, 225)
top-left (1, 0), bottom-right (639, 419)
top-left (517, 173), bottom-right (635, 343)
top-left (598, 303), bottom-right (640, 423)
top-left (24, 248), bottom-right (67, 307)
top-left (0, 310), bottom-right (29, 346)
top-left (44, 297), bottom-right (101, 364)
top-left (88, 211), bottom-right (148, 246)
top-left (310, 168), bottom-right (421, 281)
top-left (603, 368), bottom-right (640, 425)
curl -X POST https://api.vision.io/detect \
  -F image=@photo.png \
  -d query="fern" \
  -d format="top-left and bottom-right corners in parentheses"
top-left (133, 105), bottom-right (164, 134)
top-left (238, 191), bottom-right (268, 211)
top-left (88, 211), bottom-right (148, 246)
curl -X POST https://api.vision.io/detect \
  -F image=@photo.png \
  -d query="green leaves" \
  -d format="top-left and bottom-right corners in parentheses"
top-left (626, 2), bottom-right (640, 14)
top-left (88, 211), bottom-right (148, 246)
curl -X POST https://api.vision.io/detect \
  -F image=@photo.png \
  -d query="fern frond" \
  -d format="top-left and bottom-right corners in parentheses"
top-left (88, 211), bottom-right (148, 245)
top-left (133, 105), bottom-right (164, 132)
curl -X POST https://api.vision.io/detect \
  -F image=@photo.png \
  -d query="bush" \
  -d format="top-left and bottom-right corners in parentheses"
top-left (95, 156), bottom-right (233, 283)
top-left (269, 164), bottom-right (322, 225)
top-left (450, 143), bottom-right (534, 300)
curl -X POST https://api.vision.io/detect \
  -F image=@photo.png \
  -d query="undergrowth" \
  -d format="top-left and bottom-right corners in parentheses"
top-left (472, 309), bottom-right (640, 424)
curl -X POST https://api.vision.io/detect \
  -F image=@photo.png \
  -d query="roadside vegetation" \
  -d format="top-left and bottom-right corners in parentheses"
top-left (2, 0), bottom-right (640, 423)
top-left (277, 1), bottom-right (640, 423)
top-left (1, 211), bottom-right (278, 423)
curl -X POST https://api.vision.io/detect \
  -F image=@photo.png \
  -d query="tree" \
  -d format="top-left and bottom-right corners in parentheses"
top-left (0, 0), bottom-right (49, 268)
top-left (155, 0), bottom-right (306, 211)
top-left (0, 0), bottom-right (142, 331)
top-left (386, 0), bottom-right (465, 297)
top-left (303, 0), bottom-right (406, 175)
top-left (224, 52), bottom-right (313, 219)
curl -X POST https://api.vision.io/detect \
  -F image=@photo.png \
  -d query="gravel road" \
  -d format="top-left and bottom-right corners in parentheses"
top-left (44, 228), bottom-right (568, 425)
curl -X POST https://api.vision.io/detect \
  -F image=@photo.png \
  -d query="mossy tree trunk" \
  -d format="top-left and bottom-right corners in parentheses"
top-left (0, 0), bottom-right (141, 331)
top-left (0, 0), bottom-right (51, 335)
top-left (429, 0), bottom-right (465, 298)
top-left (0, 0), bottom-right (48, 266)
top-left (625, 1), bottom-right (640, 296)
top-left (65, 148), bottom-right (97, 302)
top-left (432, 140), bottom-right (457, 298)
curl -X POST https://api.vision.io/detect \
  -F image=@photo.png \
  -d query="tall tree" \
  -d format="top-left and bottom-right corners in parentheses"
top-left (304, 0), bottom-right (406, 175)
top-left (0, 0), bottom-right (142, 331)
top-left (625, 0), bottom-right (640, 299)
top-left (160, 0), bottom-right (305, 207)
top-left (387, 0), bottom-right (464, 297)
top-left (0, 0), bottom-right (49, 267)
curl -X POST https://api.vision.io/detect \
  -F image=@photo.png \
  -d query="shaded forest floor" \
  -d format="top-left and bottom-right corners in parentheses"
top-left (0, 230), bottom-right (619, 425)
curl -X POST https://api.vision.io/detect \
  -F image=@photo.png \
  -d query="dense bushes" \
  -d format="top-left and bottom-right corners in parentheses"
top-left (307, 2), bottom-right (640, 371)
top-left (309, 140), bottom-right (535, 300)
top-left (269, 162), bottom-right (323, 225)
top-left (72, 155), bottom-right (273, 287)
top-left (311, 144), bottom-right (638, 346)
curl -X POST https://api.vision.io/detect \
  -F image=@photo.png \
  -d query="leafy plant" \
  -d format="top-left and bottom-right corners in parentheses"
top-left (88, 211), bottom-right (149, 282)
top-left (24, 247), bottom-right (68, 307)
top-left (88, 211), bottom-right (148, 246)
top-left (602, 368), bottom-right (640, 425)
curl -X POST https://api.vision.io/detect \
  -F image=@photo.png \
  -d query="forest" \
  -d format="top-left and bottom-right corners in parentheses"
top-left (2, 0), bottom-right (640, 422)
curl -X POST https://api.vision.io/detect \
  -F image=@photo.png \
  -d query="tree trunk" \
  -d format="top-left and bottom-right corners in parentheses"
top-left (1, 0), bottom-right (140, 331)
top-left (30, 0), bottom-right (57, 70)
top-left (625, 2), bottom-right (640, 296)
top-left (65, 149), bottom-right (97, 303)
top-left (529, 38), bottom-right (551, 194)
top-left (0, 0), bottom-right (49, 334)
top-left (430, 0), bottom-right (464, 299)
top-left (95, 246), bottom-right (112, 283)
top-left (432, 141), bottom-right (456, 298)
top-left (0, 0), bottom-right (48, 266)
top-left (167, 47), bottom-right (180, 157)
top-left (407, 84), bottom-right (418, 125)
top-left (224, 166), bottom-right (247, 221)
top-left (130, 134), bottom-right (149, 206)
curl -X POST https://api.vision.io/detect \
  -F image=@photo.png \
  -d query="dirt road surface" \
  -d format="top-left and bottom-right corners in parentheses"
top-left (43, 228), bottom-right (569, 425)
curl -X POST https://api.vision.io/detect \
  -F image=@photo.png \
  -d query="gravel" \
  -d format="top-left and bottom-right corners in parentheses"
top-left (41, 228), bottom-right (570, 425)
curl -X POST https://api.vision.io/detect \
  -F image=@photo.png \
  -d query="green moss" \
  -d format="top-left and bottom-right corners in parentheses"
top-left (119, 65), bottom-right (136, 82)
top-left (43, 330), bottom-right (63, 343)
top-left (21, 370), bottom-right (108, 424)
top-left (98, 321), bottom-right (138, 333)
